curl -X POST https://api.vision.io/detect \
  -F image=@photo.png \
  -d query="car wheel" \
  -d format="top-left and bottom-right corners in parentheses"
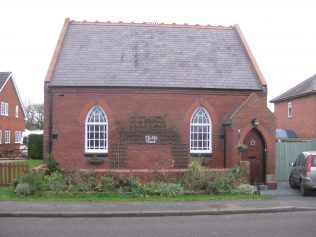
top-left (300, 182), bottom-right (309, 196)
top-left (289, 176), bottom-right (297, 189)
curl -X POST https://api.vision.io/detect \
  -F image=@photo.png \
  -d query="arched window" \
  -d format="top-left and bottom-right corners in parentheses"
top-left (85, 106), bottom-right (108, 153)
top-left (190, 107), bottom-right (212, 154)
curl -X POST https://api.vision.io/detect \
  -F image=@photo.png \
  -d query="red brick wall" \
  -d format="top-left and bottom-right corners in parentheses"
top-left (44, 86), bottom-right (274, 173)
top-left (274, 95), bottom-right (316, 139)
top-left (0, 79), bottom-right (25, 145)
top-left (225, 93), bottom-right (276, 181)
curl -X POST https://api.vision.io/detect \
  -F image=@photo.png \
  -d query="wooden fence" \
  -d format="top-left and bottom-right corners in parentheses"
top-left (0, 162), bottom-right (29, 186)
top-left (276, 139), bottom-right (316, 181)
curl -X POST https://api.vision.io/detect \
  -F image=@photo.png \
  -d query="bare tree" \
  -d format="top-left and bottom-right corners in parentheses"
top-left (25, 103), bottom-right (44, 130)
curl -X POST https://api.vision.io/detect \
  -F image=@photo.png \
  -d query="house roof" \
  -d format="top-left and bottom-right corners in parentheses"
top-left (0, 72), bottom-right (11, 89)
top-left (0, 72), bottom-right (27, 119)
top-left (270, 74), bottom-right (316, 103)
top-left (46, 19), bottom-right (266, 91)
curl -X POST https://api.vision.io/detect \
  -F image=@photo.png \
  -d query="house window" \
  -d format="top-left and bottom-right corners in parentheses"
top-left (288, 102), bottom-right (292, 118)
top-left (15, 131), bottom-right (22, 143)
top-left (85, 106), bottom-right (108, 154)
top-left (1, 102), bottom-right (8, 116)
top-left (190, 107), bottom-right (212, 154)
top-left (0, 131), bottom-right (2, 144)
top-left (15, 105), bottom-right (19, 118)
top-left (5, 131), bottom-right (10, 144)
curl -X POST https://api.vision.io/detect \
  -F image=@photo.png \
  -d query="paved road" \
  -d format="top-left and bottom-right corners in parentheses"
top-left (1, 211), bottom-right (316, 237)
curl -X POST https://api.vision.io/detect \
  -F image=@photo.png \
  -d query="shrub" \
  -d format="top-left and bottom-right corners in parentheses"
top-left (46, 154), bottom-right (60, 175)
top-left (207, 176), bottom-right (234, 194)
top-left (81, 171), bottom-right (97, 190)
top-left (16, 170), bottom-right (47, 194)
top-left (15, 183), bottom-right (31, 197)
top-left (62, 169), bottom-right (97, 192)
top-left (118, 177), bottom-right (142, 193)
top-left (237, 184), bottom-right (258, 195)
top-left (183, 158), bottom-right (206, 190)
top-left (132, 182), bottom-right (160, 197)
top-left (100, 176), bottom-right (115, 192)
top-left (28, 134), bottom-right (43, 160)
top-left (158, 182), bottom-right (185, 197)
top-left (229, 165), bottom-right (249, 187)
top-left (132, 182), bottom-right (185, 197)
top-left (47, 171), bottom-right (64, 193)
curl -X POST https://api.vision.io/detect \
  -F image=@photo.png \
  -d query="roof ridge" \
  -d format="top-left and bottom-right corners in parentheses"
top-left (70, 19), bottom-right (234, 30)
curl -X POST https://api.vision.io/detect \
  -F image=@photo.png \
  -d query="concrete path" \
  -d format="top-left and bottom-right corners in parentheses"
top-left (1, 182), bottom-right (315, 218)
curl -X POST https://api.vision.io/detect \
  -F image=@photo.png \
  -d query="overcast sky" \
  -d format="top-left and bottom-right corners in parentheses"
top-left (0, 0), bottom-right (315, 110)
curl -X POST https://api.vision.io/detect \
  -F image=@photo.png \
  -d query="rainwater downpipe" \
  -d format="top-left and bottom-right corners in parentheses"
top-left (223, 125), bottom-right (227, 168)
top-left (48, 84), bottom-right (53, 154)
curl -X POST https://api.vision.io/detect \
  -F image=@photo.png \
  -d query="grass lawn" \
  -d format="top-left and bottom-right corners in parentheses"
top-left (0, 187), bottom-right (273, 202)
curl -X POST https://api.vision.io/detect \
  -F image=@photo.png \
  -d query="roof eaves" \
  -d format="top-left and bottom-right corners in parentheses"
top-left (234, 24), bottom-right (266, 88)
top-left (45, 18), bottom-right (70, 82)
top-left (270, 91), bottom-right (316, 103)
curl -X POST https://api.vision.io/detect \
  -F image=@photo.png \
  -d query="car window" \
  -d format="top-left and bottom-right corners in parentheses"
top-left (294, 155), bottom-right (301, 166)
top-left (298, 154), bottom-right (307, 166)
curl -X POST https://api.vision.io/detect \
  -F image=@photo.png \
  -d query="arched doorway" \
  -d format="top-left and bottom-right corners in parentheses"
top-left (242, 128), bottom-right (266, 184)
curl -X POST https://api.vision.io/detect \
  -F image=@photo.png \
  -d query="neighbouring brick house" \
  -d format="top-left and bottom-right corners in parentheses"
top-left (44, 19), bottom-right (276, 188)
top-left (0, 72), bottom-right (26, 156)
top-left (270, 74), bottom-right (316, 139)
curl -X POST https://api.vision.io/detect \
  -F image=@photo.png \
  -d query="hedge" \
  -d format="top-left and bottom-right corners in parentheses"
top-left (28, 134), bottom-right (43, 160)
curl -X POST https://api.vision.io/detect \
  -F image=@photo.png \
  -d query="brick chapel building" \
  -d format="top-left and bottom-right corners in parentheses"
top-left (44, 19), bottom-right (276, 188)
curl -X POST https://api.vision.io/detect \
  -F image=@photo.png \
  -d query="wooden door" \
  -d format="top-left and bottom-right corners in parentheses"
top-left (242, 129), bottom-right (265, 184)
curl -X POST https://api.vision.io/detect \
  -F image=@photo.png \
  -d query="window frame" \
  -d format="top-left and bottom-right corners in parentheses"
top-left (0, 130), bottom-right (2, 144)
top-left (85, 106), bottom-right (108, 154)
top-left (15, 105), bottom-right (19, 118)
top-left (190, 107), bottom-right (212, 154)
top-left (1, 102), bottom-right (8, 116)
top-left (288, 102), bottom-right (292, 118)
top-left (15, 131), bottom-right (21, 144)
top-left (5, 131), bottom-right (10, 144)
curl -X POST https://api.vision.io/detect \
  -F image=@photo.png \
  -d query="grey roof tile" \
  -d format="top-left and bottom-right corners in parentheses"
top-left (0, 72), bottom-right (11, 89)
top-left (270, 74), bottom-right (316, 102)
top-left (50, 23), bottom-right (263, 90)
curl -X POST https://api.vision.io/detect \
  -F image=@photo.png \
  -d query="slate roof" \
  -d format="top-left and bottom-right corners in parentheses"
top-left (0, 72), bottom-right (11, 89)
top-left (48, 20), bottom-right (265, 91)
top-left (270, 74), bottom-right (316, 103)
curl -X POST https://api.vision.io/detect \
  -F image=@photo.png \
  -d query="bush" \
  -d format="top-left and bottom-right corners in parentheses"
top-left (47, 171), bottom-right (64, 193)
top-left (62, 169), bottom-right (97, 192)
top-left (237, 184), bottom-right (258, 195)
top-left (16, 170), bottom-right (47, 194)
top-left (207, 176), bottom-right (234, 194)
top-left (46, 154), bottom-right (60, 175)
top-left (229, 165), bottom-right (249, 187)
top-left (15, 183), bottom-right (31, 197)
top-left (158, 183), bottom-right (185, 197)
top-left (118, 177), bottom-right (142, 193)
top-left (133, 182), bottom-right (185, 197)
top-left (28, 134), bottom-right (43, 159)
top-left (183, 158), bottom-right (207, 190)
top-left (100, 176), bottom-right (115, 192)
